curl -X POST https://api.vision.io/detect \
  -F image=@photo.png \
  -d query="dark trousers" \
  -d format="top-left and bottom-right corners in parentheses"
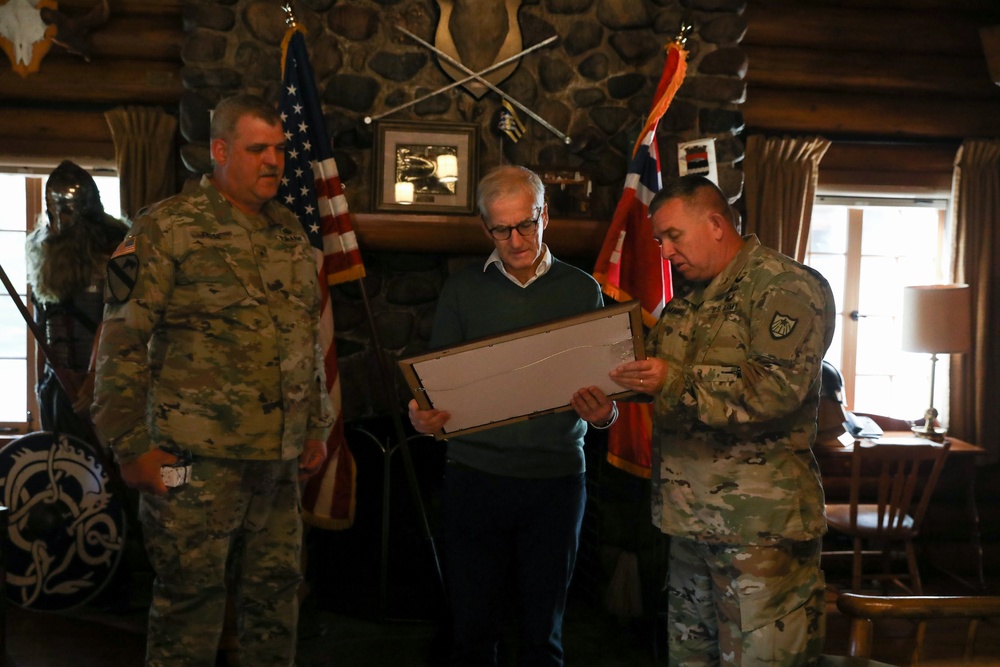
top-left (442, 462), bottom-right (587, 667)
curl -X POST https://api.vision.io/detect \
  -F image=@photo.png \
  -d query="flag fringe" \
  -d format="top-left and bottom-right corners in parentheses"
top-left (598, 281), bottom-right (660, 329)
top-left (280, 25), bottom-right (306, 76)
top-left (631, 42), bottom-right (688, 157)
top-left (605, 452), bottom-right (653, 479)
top-left (328, 264), bottom-right (366, 286)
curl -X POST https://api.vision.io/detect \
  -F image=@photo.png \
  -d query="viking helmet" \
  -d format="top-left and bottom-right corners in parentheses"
top-left (45, 161), bottom-right (104, 234)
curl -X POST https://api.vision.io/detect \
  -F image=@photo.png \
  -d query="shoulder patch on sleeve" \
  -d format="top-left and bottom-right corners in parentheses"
top-left (769, 312), bottom-right (798, 340)
top-left (111, 236), bottom-right (136, 259)
top-left (752, 290), bottom-right (816, 362)
top-left (106, 237), bottom-right (139, 303)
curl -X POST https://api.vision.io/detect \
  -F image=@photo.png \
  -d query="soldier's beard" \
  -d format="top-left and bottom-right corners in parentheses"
top-left (26, 221), bottom-right (106, 305)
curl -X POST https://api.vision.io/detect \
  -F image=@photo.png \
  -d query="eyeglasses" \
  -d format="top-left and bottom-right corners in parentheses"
top-left (484, 207), bottom-right (542, 241)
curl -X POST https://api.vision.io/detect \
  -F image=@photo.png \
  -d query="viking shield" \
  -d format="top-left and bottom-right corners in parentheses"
top-left (434, 0), bottom-right (523, 99)
top-left (0, 431), bottom-right (126, 611)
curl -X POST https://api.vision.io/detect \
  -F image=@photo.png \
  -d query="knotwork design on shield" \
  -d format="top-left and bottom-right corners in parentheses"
top-left (435, 0), bottom-right (523, 99)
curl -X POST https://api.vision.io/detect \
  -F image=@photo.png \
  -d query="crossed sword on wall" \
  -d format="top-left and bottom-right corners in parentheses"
top-left (364, 28), bottom-right (569, 144)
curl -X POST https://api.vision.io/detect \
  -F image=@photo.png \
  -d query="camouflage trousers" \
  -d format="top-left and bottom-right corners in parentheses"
top-left (666, 536), bottom-right (825, 667)
top-left (139, 457), bottom-right (303, 667)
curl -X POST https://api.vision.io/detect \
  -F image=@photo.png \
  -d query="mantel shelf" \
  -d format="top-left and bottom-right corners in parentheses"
top-left (352, 212), bottom-right (610, 258)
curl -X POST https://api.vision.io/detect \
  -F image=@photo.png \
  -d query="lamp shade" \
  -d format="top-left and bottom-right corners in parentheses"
top-left (901, 284), bottom-right (972, 354)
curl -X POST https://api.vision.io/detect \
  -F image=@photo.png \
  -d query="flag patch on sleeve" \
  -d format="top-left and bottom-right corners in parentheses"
top-left (107, 237), bottom-right (139, 303)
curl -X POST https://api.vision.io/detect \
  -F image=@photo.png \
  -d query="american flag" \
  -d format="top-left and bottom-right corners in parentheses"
top-left (592, 42), bottom-right (687, 479)
top-left (279, 26), bottom-right (366, 529)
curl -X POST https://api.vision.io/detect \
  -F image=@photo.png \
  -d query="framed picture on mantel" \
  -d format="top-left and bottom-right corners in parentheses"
top-left (373, 120), bottom-right (478, 215)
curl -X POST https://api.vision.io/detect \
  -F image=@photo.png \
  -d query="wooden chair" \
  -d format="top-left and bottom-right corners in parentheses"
top-left (824, 439), bottom-right (951, 594)
top-left (836, 592), bottom-right (1000, 665)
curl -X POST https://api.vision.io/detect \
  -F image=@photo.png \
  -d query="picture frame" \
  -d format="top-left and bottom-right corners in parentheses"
top-left (373, 119), bottom-right (478, 214)
top-left (398, 301), bottom-right (644, 439)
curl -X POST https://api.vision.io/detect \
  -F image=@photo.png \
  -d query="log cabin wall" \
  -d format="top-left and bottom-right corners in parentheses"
top-left (743, 0), bottom-right (1000, 195)
top-left (0, 0), bottom-right (185, 164)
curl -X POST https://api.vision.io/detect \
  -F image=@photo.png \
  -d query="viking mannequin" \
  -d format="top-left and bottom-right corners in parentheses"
top-left (25, 160), bottom-right (129, 439)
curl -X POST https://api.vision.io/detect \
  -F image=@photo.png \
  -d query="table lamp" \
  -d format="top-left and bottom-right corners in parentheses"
top-left (901, 284), bottom-right (972, 440)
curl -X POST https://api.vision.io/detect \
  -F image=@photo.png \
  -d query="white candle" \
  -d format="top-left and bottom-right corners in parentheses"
top-left (395, 181), bottom-right (414, 204)
top-left (436, 154), bottom-right (458, 183)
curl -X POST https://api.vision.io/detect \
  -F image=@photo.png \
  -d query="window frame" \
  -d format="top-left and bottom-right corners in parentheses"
top-left (807, 195), bottom-right (950, 415)
top-left (0, 166), bottom-right (120, 436)
top-left (0, 176), bottom-right (42, 435)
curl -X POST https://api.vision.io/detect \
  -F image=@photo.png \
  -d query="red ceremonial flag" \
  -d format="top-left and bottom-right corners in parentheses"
top-left (593, 42), bottom-right (687, 479)
top-left (279, 26), bottom-right (366, 529)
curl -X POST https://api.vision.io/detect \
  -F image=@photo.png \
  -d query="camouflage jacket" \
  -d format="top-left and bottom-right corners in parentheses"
top-left (648, 235), bottom-right (835, 545)
top-left (91, 176), bottom-right (333, 463)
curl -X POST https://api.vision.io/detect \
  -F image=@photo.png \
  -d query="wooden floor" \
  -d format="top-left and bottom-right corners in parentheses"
top-left (3, 570), bottom-right (999, 666)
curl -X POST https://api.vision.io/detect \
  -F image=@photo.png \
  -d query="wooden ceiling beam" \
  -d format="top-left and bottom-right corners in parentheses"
top-left (1, 59), bottom-right (182, 105)
top-left (0, 108), bottom-right (113, 156)
top-left (86, 15), bottom-right (184, 61)
top-left (57, 0), bottom-right (185, 16)
top-left (745, 45), bottom-right (998, 98)
top-left (744, 2), bottom-right (991, 56)
top-left (743, 88), bottom-right (1000, 139)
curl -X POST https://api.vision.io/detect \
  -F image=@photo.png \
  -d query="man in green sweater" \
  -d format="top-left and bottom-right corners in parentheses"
top-left (408, 165), bottom-right (616, 666)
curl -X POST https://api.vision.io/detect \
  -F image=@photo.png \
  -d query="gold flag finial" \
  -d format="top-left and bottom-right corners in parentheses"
top-left (282, 3), bottom-right (298, 28)
top-left (675, 13), bottom-right (694, 47)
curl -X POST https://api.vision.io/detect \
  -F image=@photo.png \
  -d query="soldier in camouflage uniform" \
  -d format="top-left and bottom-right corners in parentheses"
top-left (91, 94), bottom-right (334, 667)
top-left (611, 175), bottom-right (835, 666)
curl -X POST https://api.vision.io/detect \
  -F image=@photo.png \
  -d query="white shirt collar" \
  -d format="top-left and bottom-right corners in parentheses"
top-left (484, 244), bottom-right (553, 287)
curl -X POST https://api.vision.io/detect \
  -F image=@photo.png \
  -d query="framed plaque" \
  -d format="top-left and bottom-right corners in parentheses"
top-left (372, 119), bottom-right (478, 214)
top-left (399, 300), bottom-right (645, 439)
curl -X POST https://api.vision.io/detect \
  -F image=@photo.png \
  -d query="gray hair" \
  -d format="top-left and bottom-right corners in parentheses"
top-left (210, 94), bottom-right (281, 143)
top-left (476, 165), bottom-right (545, 219)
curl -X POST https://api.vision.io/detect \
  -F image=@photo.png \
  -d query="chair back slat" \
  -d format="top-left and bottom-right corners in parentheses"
top-left (854, 441), bottom-right (951, 538)
top-left (826, 439), bottom-right (952, 594)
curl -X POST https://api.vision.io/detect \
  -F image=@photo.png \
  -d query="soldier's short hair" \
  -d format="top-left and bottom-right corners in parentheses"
top-left (210, 94), bottom-right (281, 143)
top-left (649, 174), bottom-right (736, 229)
top-left (476, 165), bottom-right (545, 221)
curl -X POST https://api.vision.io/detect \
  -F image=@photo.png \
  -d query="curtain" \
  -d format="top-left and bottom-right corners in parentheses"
top-left (744, 135), bottom-right (831, 263)
top-left (949, 139), bottom-right (1000, 462)
top-left (104, 106), bottom-right (178, 220)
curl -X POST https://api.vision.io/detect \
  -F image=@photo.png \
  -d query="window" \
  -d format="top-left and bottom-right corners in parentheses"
top-left (805, 197), bottom-right (950, 424)
top-left (0, 169), bottom-right (121, 435)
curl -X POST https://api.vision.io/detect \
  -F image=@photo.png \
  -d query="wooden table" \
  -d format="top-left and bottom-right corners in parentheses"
top-left (814, 431), bottom-right (987, 591)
